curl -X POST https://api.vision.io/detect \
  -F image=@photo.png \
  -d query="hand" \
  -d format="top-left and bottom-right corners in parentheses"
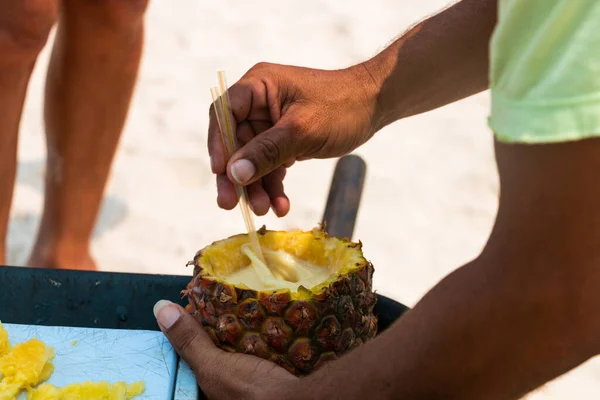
top-left (153, 300), bottom-right (298, 399)
top-left (208, 62), bottom-right (379, 217)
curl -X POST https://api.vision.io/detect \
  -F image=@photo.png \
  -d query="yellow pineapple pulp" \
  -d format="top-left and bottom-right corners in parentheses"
top-left (0, 325), bottom-right (9, 358)
top-left (230, 243), bottom-right (335, 291)
top-left (194, 226), bottom-right (366, 295)
top-left (0, 322), bottom-right (145, 400)
top-left (28, 381), bottom-right (145, 400)
top-left (0, 329), bottom-right (55, 400)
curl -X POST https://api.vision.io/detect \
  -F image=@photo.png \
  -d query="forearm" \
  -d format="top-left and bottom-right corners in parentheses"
top-left (360, 0), bottom-right (497, 130)
top-left (277, 140), bottom-right (600, 399)
top-left (285, 253), bottom-right (599, 399)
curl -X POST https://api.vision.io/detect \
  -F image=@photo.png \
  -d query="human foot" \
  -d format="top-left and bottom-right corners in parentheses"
top-left (27, 244), bottom-right (97, 271)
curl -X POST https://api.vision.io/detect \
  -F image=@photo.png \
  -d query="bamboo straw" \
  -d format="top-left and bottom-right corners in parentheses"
top-left (210, 72), bottom-right (271, 277)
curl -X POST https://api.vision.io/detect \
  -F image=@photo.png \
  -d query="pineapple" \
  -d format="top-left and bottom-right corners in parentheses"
top-left (28, 381), bottom-right (145, 400)
top-left (183, 226), bottom-right (378, 376)
top-left (0, 323), bottom-right (9, 358)
top-left (0, 336), bottom-right (55, 399)
top-left (0, 322), bottom-right (145, 400)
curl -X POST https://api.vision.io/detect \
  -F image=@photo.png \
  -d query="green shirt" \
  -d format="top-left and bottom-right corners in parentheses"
top-left (489, 0), bottom-right (600, 143)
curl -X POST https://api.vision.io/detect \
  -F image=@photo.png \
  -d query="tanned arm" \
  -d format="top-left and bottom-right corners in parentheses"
top-left (361, 0), bottom-right (498, 131)
top-left (279, 139), bottom-right (600, 399)
top-left (279, 1), bottom-right (600, 397)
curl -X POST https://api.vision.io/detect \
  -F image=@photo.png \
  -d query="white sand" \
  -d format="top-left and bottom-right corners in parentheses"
top-left (10, 0), bottom-right (599, 397)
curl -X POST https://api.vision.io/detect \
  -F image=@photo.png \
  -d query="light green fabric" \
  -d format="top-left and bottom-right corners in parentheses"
top-left (488, 0), bottom-right (600, 143)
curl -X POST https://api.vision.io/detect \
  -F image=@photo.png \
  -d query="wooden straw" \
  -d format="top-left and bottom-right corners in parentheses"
top-left (210, 72), bottom-right (270, 274)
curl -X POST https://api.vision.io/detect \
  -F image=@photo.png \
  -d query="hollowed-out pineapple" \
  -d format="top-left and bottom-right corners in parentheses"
top-left (183, 226), bottom-right (378, 376)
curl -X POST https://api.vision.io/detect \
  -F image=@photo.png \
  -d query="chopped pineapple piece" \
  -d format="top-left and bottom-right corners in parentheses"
top-left (0, 322), bottom-right (145, 400)
top-left (0, 323), bottom-right (10, 358)
top-left (125, 381), bottom-right (145, 399)
top-left (28, 381), bottom-right (145, 400)
top-left (27, 384), bottom-right (59, 400)
top-left (0, 337), bottom-right (54, 399)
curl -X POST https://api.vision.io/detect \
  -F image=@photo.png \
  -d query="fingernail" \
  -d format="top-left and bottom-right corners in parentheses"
top-left (210, 156), bottom-right (217, 173)
top-left (153, 300), bottom-right (180, 329)
top-left (230, 159), bottom-right (255, 185)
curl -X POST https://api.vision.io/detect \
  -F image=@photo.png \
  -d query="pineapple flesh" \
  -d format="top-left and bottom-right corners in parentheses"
top-left (0, 322), bottom-right (145, 400)
top-left (184, 226), bottom-right (378, 376)
top-left (28, 381), bottom-right (145, 400)
top-left (0, 334), bottom-right (55, 400)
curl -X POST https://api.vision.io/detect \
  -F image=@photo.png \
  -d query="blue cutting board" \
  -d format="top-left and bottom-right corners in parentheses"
top-left (2, 323), bottom-right (198, 399)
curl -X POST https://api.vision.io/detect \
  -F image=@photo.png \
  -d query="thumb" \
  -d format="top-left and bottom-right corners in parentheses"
top-left (153, 300), bottom-right (220, 377)
top-left (227, 124), bottom-right (297, 186)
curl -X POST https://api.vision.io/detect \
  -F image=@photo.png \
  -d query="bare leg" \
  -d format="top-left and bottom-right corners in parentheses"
top-left (0, 1), bottom-right (57, 264)
top-left (28, 0), bottom-right (148, 270)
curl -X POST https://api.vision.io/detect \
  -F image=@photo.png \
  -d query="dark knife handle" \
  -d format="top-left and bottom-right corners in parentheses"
top-left (321, 154), bottom-right (367, 240)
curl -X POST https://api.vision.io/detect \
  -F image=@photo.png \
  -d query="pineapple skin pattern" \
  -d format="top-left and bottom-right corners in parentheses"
top-left (183, 228), bottom-right (378, 376)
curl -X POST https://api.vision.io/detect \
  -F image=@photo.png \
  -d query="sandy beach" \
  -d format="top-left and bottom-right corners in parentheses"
top-left (9, 0), bottom-right (599, 397)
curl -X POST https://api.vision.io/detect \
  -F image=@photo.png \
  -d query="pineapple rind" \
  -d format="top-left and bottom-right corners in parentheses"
top-left (184, 227), bottom-right (378, 376)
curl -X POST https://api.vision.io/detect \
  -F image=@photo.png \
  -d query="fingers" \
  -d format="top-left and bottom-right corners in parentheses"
top-left (216, 116), bottom-right (294, 216)
top-left (209, 66), bottom-right (297, 216)
top-left (208, 79), bottom-right (261, 175)
top-left (227, 123), bottom-right (296, 186)
top-left (217, 173), bottom-right (273, 216)
top-left (208, 103), bottom-right (226, 174)
top-left (263, 166), bottom-right (290, 217)
top-left (236, 121), bottom-right (257, 147)
top-left (216, 174), bottom-right (238, 210)
top-left (237, 121), bottom-right (274, 216)
top-left (154, 300), bottom-right (298, 399)
top-left (216, 168), bottom-right (287, 217)
top-left (246, 181), bottom-right (271, 216)
top-left (153, 300), bottom-right (220, 378)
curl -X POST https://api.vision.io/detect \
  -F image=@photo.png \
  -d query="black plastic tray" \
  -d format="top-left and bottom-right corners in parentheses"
top-left (0, 265), bottom-right (408, 333)
top-left (0, 265), bottom-right (408, 399)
